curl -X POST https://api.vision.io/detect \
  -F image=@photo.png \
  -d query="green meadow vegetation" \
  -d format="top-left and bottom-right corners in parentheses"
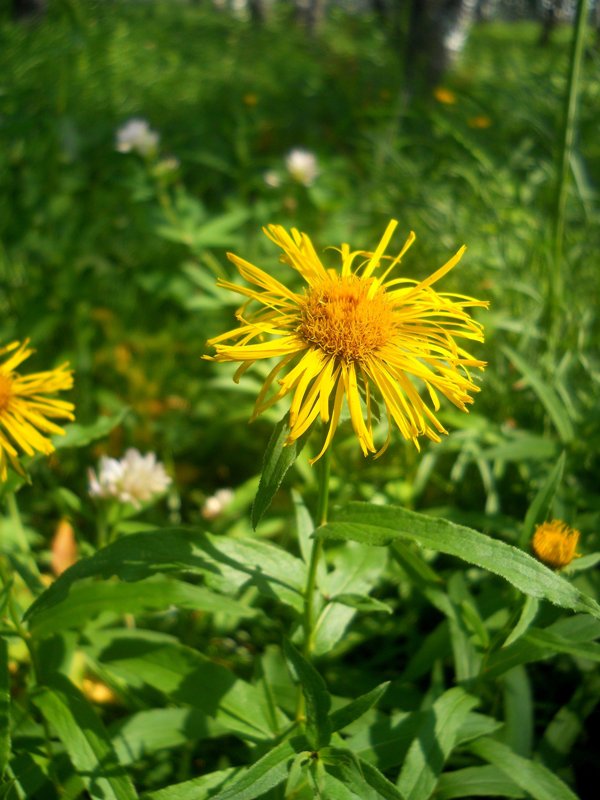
top-left (0, 1), bottom-right (599, 798)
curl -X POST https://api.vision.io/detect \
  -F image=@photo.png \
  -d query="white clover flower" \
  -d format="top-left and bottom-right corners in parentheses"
top-left (285, 148), bottom-right (319, 186)
top-left (263, 169), bottom-right (282, 189)
top-left (88, 449), bottom-right (171, 508)
top-left (115, 118), bottom-right (159, 157)
top-left (201, 488), bottom-right (234, 520)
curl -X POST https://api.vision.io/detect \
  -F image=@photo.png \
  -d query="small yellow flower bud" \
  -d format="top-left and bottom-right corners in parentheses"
top-left (532, 520), bottom-right (581, 569)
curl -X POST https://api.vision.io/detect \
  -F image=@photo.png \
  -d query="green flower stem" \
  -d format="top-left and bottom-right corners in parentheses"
top-left (303, 447), bottom-right (331, 658)
top-left (551, 0), bottom-right (589, 340)
top-left (296, 448), bottom-right (331, 724)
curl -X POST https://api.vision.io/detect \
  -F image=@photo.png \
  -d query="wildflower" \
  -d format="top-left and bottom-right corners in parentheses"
top-left (202, 488), bottom-right (234, 520)
top-left (88, 448), bottom-right (171, 508)
top-left (204, 220), bottom-right (487, 462)
top-left (285, 149), bottom-right (319, 186)
top-left (51, 518), bottom-right (78, 576)
top-left (243, 93), bottom-right (259, 107)
top-left (82, 678), bottom-right (117, 705)
top-left (468, 116), bottom-right (492, 129)
top-left (433, 87), bottom-right (457, 105)
top-left (0, 340), bottom-right (74, 481)
top-left (115, 118), bottom-right (159, 157)
top-left (532, 520), bottom-right (581, 569)
top-left (263, 170), bottom-right (282, 189)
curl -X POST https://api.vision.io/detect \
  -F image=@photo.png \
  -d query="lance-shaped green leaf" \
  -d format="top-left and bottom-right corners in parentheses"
top-left (144, 767), bottom-right (239, 800)
top-left (329, 682), bottom-right (390, 734)
top-left (396, 687), bottom-right (479, 800)
top-left (31, 673), bottom-right (138, 800)
top-left (84, 629), bottom-right (284, 741)
top-left (435, 765), bottom-right (526, 799)
top-left (503, 596), bottom-right (540, 648)
top-left (469, 737), bottom-right (579, 800)
top-left (28, 576), bottom-right (257, 638)
top-left (252, 414), bottom-right (307, 529)
top-left (283, 640), bottom-right (331, 749)
top-left (321, 747), bottom-right (404, 800)
top-left (519, 452), bottom-right (566, 548)
top-left (318, 503), bottom-right (600, 619)
top-left (210, 739), bottom-right (296, 800)
top-left (24, 527), bottom-right (306, 626)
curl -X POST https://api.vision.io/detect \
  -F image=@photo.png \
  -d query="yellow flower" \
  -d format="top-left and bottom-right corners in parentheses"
top-left (204, 221), bottom-right (487, 462)
top-left (532, 520), bottom-right (581, 569)
top-left (433, 87), bottom-right (457, 105)
top-left (0, 340), bottom-right (74, 480)
top-left (467, 115), bottom-right (492, 129)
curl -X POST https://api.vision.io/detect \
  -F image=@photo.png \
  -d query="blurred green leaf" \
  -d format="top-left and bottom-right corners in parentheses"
top-left (502, 595), bottom-right (540, 648)
top-left (54, 409), bottom-right (129, 450)
top-left (520, 452), bottom-right (566, 548)
top-left (0, 638), bottom-right (9, 778)
top-left (319, 503), bottom-right (600, 619)
top-left (31, 673), bottom-right (138, 800)
top-left (502, 346), bottom-right (574, 444)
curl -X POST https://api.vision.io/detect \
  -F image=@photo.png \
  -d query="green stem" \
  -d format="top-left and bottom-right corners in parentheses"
top-left (551, 0), bottom-right (589, 341)
top-left (6, 493), bottom-right (30, 553)
top-left (303, 448), bottom-right (331, 658)
top-left (296, 448), bottom-right (332, 724)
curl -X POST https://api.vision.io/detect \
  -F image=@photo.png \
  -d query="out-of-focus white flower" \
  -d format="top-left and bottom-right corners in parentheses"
top-left (115, 119), bottom-right (159, 157)
top-left (202, 488), bottom-right (234, 520)
top-left (285, 148), bottom-right (319, 186)
top-left (88, 449), bottom-right (171, 508)
top-left (263, 169), bottom-right (282, 189)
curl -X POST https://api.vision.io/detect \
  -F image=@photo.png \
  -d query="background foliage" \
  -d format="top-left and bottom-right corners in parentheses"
top-left (0, 0), bottom-right (599, 798)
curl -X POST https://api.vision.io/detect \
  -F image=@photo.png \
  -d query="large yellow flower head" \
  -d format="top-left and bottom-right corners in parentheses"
top-left (205, 220), bottom-right (487, 462)
top-left (0, 340), bottom-right (75, 481)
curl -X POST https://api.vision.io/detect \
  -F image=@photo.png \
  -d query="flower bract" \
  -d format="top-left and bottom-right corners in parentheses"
top-left (532, 520), bottom-right (581, 569)
top-left (205, 220), bottom-right (487, 462)
top-left (0, 340), bottom-right (74, 481)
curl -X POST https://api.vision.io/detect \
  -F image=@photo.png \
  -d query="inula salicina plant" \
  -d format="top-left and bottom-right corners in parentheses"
top-left (1, 1), bottom-right (599, 799)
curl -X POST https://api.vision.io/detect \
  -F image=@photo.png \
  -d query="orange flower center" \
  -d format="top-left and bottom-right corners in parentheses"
top-left (297, 276), bottom-right (395, 362)
top-left (0, 373), bottom-right (13, 413)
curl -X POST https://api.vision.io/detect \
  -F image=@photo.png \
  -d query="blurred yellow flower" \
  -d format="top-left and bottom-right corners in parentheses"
top-left (468, 115), bottom-right (492, 129)
top-left (532, 520), bottom-right (581, 569)
top-left (434, 87), bottom-right (457, 105)
top-left (0, 340), bottom-right (74, 481)
top-left (205, 221), bottom-right (486, 462)
top-left (243, 93), bottom-right (259, 107)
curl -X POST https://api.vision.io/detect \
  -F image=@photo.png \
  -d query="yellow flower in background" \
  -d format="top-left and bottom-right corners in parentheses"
top-left (205, 220), bottom-right (487, 462)
top-left (468, 115), bottom-right (492, 129)
top-left (532, 520), bottom-right (581, 569)
top-left (433, 87), bottom-right (457, 105)
top-left (0, 340), bottom-right (74, 481)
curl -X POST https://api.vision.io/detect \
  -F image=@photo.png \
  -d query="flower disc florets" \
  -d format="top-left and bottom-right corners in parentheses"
top-left (204, 220), bottom-right (487, 462)
top-left (298, 276), bottom-right (395, 362)
top-left (532, 520), bottom-right (580, 569)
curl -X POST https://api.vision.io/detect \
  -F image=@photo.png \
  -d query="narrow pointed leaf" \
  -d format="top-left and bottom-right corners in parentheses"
top-left (283, 640), bottom-right (331, 749)
top-left (469, 737), bottom-right (579, 800)
top-left (211, 739), bottom-right (296, 800)
top-left (252, 415), bottom-right (306, 529)
top-left (329, 682), bottom-right (390, 734)
top-left (31, 673), bottom-right (138, 800)
top-left (397, 687), bottom-right (478, 800)
top-left (319, 503), bottom-right (600, 619)
top-left (520, 452), bottom-right (566, 547)
top-left (435, 765), bottom-right (526, 799)
top-left (0, 638), bottom-right (9, 777)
